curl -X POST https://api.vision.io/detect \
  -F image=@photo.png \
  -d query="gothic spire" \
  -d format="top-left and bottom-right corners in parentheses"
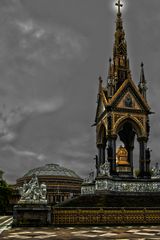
top-left (114, 0), bottom-right (127, 56)
top-left (106, 0), bottom-right (130, 95)
top-left (138, 62), bottom-right (147, 99)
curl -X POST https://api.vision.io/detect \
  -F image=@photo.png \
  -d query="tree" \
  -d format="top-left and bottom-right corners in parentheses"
top-left (0, 177), bottom-right (12, 214)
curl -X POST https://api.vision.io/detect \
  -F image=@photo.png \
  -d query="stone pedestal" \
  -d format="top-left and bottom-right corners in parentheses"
top-left (116, 164), bottom-right (132, 178)
top-left (13, 204), bottom-right (51, 227)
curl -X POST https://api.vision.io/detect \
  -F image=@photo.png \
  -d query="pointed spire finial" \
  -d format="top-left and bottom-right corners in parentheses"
top-left (108, 58), bottom-right (112, 80)
top-left (115, 0), bottom-right (123, 15)
top-left (139, 62), bottom-right (147, 99)
top-left (140, 62), bottom-right (146, 84)
top-left (141, 62), bottom-right (144, 68)
top-left (98, 76), bottom-right (103, 91)
top-left (99, 76), bottom-right (103, 84)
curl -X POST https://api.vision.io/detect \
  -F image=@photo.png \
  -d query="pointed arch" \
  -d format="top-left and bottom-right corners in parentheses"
top-left (114, 116), bottom-right (145, 138)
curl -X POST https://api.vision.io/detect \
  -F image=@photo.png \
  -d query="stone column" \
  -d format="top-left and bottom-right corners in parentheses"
top-left (102, 145), bottom-right (106, 165)
top-left (146, 147), bottom-right (151, 178)
top-left (138, 137), bottom-right (147, 178)
top-left (127, 146), bottom-right (134, 176)
top-left (98, 144), bottom-right (102, 167)
top-left (146, 160), bottom-right (151, 178)
top-left (97, 144), bottom-right (105, 175)
top-left (98, 144), bottom-right (106, 166)
top-left (108, 135), bottom-right (117, 176)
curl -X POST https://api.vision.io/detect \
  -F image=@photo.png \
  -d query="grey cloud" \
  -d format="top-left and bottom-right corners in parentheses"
top-left (0, 97), bottom-right (64, 146)
top-left (0, 132), bottom-right (16, 143)
top-left (0, 0), bottom-right (88, 103)
top-left (15, 20), bottom-right (35, 34)
top-left (1, 145), bottom-right (47, 182)
top-left (23, 97), bottom-right (64, 115)
top-left (15, 19), bottom-right (87, 61)
top-left (2, 145), bottom-right (46, 161)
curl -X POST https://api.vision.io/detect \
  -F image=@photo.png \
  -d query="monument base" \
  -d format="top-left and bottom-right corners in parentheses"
top-left (13, 204), bottom-right (51, 227)
top-left (81, 176), bottom-right (160, 195)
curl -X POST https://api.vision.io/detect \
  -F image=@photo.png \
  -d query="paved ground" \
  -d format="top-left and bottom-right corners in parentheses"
top-left (0, 216), bottom-right (13, 235)
top-left (2, 216), bottom-right (160, 239)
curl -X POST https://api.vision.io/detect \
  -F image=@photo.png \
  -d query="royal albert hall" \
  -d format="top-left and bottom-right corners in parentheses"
top-left (16, 163), bottom-right (82, 205)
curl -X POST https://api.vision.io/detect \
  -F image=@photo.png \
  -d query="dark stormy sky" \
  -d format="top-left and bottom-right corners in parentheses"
top-left (0, 0), bottom-right (160, 183)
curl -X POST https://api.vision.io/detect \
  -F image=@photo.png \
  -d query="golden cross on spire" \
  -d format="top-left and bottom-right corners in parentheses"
top-left (115, 0), bottom-right (123, 14)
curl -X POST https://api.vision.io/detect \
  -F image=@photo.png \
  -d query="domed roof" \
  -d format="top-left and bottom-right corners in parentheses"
top-left (24, 164), bottom-right (81, 179)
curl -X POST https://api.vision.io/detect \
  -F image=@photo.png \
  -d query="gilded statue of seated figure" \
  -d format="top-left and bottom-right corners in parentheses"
top-left (116, 145), bottom-right (129, 165)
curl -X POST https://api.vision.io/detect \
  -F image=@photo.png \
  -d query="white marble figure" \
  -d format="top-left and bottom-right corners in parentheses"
top-left (152, 163), bottom-right (160, 179)
top-left (40, 183), bottom-right (47, 200)
top-left (99, 162), bottom-right (110, 177)
top-left (83, 171), bottom-right (94, 184)
top-left (19, 174), bottom-right (47, 204)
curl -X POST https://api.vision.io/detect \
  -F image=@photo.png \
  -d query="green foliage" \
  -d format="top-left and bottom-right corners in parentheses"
top-left (0, 180), bottom-right (12, 213)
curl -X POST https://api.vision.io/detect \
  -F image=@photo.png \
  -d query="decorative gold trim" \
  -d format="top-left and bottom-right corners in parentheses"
top-left (109, 78), bottom-right (150, 111)
top-left (53, 208), bottom-right (160, 225)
